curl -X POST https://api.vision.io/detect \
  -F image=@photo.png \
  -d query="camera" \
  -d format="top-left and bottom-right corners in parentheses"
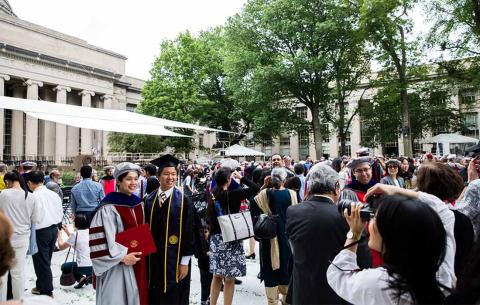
top-left (337, 195), bottom-right (379, 221)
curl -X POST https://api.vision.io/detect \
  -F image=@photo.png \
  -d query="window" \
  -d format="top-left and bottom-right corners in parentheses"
top-left (296, 107), bottom-right (308, 119)
top-left (280, 136), bottom-right (290, 146)
top-left (3, 109), bottom-right (12, 158)
top-left (198, 135), bottom-right (204, 148)
top-left (126, 103), bottom-right (137, 112)
top-left (322, 124), bottom-right (330, 143)
top-left (463, 112), bottom-right (479, 138)
top-left (460, 90), bottom-right (476, 105)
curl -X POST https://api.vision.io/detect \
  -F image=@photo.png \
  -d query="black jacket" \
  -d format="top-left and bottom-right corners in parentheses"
top-left (286, 196), bottom-right (349, 305)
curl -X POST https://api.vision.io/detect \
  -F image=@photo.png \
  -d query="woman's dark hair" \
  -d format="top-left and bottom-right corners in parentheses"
top-left (213, 167), bottom-right (231, 191)
top-left (117, 172), bottom-right (129, 182)
top-left (451, 235), bottom-right (480, 303)
top-left (252, 168), bottom-right (263, 186)
top-left (4, 170), bottom-right (29, 199)
top-left (331, 157), bottom-right (343, 173)
top-left (0, 211), bottom-right (15, 281)
top-left (285, 176), bottom-right (301, 191)
top-left (416, 162), bottom-right (464, 202)
top-left (376, 195), bottom-right (447, 304)
top-left (74, 214), bottom-right (89, 230)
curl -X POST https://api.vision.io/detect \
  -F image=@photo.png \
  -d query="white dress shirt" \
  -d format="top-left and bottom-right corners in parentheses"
top-left (33, 185), bottom-right (63, 230)
top-left (158, 186), bottom-right (191, 266)
top-left (327, 191), bottom-right (456, 305)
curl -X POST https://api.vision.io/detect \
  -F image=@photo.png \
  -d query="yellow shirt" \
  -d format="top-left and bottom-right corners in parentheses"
top-left (0, 175), bottom-right (6, 190)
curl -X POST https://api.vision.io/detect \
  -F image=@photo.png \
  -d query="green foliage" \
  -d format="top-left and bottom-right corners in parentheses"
top-left (225, 0), bottom-right (370, 156)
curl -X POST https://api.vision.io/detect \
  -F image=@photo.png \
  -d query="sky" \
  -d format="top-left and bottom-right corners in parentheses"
top-left (10, 0), bottom-right (248, 80)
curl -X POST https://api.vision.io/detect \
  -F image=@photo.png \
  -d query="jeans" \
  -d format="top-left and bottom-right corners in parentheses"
top-left (32, 225), bottom-right (57, 295)
top-left (61, 262), bottom-right (92, 282)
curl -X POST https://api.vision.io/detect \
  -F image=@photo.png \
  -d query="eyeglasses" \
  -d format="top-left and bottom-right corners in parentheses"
top-left (354, 167), bottom-right (371, 173)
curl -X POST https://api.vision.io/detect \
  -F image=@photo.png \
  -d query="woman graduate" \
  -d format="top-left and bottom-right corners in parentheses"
top-left (144, 154), bottom-right (195, 305)
top-left (89, 162), bottom-right (147, 305)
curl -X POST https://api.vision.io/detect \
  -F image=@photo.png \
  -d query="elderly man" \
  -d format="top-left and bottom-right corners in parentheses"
top-left (45, 169), bottom-right (63, 200)
top-left (285, 164), bottom-right (350, 304)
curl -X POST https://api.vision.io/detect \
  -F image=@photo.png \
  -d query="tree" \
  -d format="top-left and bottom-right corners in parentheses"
top-left (225, 0), bottom-right (371, 158)
top-left (358, 0), bottom-right (422, 156)
top-left (428, 0), bottom-right (480, 88)
top-left (359, 73), bottom-right (463, 152)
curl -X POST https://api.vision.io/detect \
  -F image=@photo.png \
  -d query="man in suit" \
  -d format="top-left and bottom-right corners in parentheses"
top-left (285, 163), bottom-right (349, 304)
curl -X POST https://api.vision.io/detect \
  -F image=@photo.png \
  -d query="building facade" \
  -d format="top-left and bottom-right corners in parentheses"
top-left (0, 0), bottom-right (144, 164)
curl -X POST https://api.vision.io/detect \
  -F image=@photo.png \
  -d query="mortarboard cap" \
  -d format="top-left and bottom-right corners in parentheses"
top-left (346, 157), bottom-right (373, 170)
top-left (151, 154), bottom-right (180, 172)
top-left (114, 162), bottom-right (141, 180)
top-left (22, 161), bottom-right (37, 167)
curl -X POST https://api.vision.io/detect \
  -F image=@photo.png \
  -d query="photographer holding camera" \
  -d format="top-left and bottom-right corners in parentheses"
top-left (286, 164), bottom-right (370, 304)
top-left (327, 184), bottom-right (456, 305)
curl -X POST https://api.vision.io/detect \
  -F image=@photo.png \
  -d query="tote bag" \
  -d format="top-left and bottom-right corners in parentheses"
top-left (60, 234), bottom-right (77, 286)
top-left (216, 192), bottom-right (254, 243)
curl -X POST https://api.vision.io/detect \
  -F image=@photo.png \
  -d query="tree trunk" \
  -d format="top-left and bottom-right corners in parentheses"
top-left (400, 87), bottom-right (413, 156)
top-left (310, 106), bottom-right (324, 160)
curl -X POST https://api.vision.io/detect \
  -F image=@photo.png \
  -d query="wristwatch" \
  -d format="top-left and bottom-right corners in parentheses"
top-left (346, 230), bottom-right (361, 241)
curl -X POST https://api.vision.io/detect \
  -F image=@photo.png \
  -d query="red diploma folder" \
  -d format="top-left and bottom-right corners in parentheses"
top-left (115, 224), bottom-right (157, 257)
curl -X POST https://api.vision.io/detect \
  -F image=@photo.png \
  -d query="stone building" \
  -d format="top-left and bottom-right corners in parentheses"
top-left (0, 0), bottom-right (144, 164)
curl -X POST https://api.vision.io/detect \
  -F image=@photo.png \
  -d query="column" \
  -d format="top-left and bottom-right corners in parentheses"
top-left (39, 88), bottom-right (56, 158)
top-left (54, 85), bottom-right (71, 164)
top-left (79, 90), bottom-right (95, 155)
top-left (101, 94), bottom-right (114, 157)
top-left (25, 79), bottom-right (43, 158)
top-left (0, 74), bottom-right (10, 158)
top-left (11, 84), bottom-right (24, 158)
top-left (290, 133), bottom-right (299, 162)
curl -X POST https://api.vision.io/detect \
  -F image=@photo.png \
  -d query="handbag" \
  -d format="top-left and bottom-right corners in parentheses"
top-left (253, 189), bottom-right (279, 240)
top-left (60, 234), bottom-right (77, 286)
top-left (216, 192), bottom-right (254, 243)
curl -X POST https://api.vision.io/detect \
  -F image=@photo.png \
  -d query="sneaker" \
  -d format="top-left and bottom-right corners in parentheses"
top-left (234, 278), bottom-right (242, 285)
top-left (31, 287), bottom-right (41, 295)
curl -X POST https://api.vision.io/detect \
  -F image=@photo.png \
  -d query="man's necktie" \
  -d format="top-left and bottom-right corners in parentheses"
top-left (159, 192), bottom-right (167, 206)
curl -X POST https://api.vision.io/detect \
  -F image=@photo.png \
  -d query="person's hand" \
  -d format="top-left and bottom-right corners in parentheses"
top-left (344, 202), bottom-right (366, 235)
top-left (364, 183), bottom-right (398, 200)
top-left (121, 252), bottom-right (142, 266)
top-left (232, 171), bottom-right (242, 180)
top-left (62, 224), bottom-right (71, 234)
top-left (467, 158), bottom-right (480, 182)
top-left (177, 264), bottom-right (189, 281)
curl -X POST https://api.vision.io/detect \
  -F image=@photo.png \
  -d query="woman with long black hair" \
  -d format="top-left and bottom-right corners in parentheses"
top-left (0, 171), bottom-right (42, 300)
top-left (327, 184), bottom-right (456, 304)
top-left (207, 166), bottom-right (260, 305)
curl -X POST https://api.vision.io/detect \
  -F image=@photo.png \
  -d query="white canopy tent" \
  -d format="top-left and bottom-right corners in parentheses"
top-left (222, 144), bottom-right (265, 157)
top-left (0, 96), bottom-right (227, 136)
top-left (422, 133), bottom-right (479, 156)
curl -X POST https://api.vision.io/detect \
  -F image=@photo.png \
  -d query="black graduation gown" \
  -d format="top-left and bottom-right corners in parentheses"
top-left (145, 187), bottom-right (195, 305)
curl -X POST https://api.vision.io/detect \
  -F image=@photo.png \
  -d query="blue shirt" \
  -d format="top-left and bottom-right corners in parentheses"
top-left (70, 178), bottom-right (105, 213)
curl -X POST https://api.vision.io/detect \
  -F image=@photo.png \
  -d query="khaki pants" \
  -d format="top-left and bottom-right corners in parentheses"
top-left (0, 239), bottom-right (29, 300)
top-left (265, 285), bottom-right (288, 305)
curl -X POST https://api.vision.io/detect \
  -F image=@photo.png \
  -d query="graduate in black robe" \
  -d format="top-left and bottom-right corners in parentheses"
top-left (145, 154), bottom-right (195, 305)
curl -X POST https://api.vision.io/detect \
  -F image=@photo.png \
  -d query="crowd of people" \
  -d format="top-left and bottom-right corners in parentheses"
top-left (0, 148), bottom-right (479, 304)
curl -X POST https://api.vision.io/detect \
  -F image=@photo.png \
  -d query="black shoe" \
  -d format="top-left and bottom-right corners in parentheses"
top-left (234, 278), bottom-right (242, 285)
top-left (246, 253), bottom-right (256, 260)
top-left (74, 276), bottom-right (90, 289)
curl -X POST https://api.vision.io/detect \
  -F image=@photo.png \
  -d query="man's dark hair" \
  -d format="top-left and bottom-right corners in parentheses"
top-left (144, 164), bottom-right (157, 176)
top-left (74, 214), bottom-right (89, 230)
top-left (80, 166), bottom-right (93, 179)
top-left (28, 171), bottom-right (45, 184)
top-left (294, 163), bottom-right (305, 175)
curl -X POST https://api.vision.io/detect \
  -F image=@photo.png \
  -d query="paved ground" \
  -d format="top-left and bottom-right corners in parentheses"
top-left (23, 241), bottom-right (265, 305)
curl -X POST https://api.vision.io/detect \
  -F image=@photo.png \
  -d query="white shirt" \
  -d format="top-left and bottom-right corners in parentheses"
top-left (33, 185), bottom-right (63, 230)
top-left (67, 230), bottom-right (92, 267)
top-left (158, 186), bottom-right (191, 265)
top-left (0, 188), bottom-right (43, 244)
top-left (327, 192), bottom-right (456, 305)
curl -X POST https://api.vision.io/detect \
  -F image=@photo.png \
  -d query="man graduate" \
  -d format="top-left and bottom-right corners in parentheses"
top-left (144, 154), bottom-right (195, 305)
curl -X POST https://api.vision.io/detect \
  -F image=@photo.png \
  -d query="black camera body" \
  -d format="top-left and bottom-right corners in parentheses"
top-left (337, 195), bottom-right (379, 221)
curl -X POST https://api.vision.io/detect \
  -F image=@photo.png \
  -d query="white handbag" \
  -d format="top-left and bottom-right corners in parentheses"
top-left (216, 193), bottom-right (254, 243)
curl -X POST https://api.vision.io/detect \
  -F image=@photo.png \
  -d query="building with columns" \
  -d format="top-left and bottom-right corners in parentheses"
top-left (0, 0), bottom-right (144, 164)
